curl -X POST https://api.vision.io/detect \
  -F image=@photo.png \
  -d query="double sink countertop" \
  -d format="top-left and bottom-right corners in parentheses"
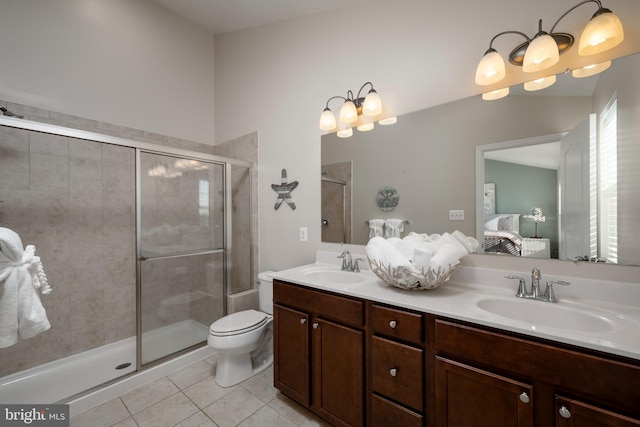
top-left (272, 251), bottom-right (640, 362)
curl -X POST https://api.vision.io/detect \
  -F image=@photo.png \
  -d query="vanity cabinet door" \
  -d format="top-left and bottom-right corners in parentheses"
top-left (555, 396), bottom-right (640, 427)
top-left (274, 304), bottom-right (310, 407)
top-left (313, 318), bottom-right (364, 427)
top-left (436, 356), bottom-right (534, 427)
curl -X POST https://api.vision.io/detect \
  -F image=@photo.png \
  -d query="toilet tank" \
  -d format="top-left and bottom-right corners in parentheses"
top-left (257, 271), bottom-right (275, 315)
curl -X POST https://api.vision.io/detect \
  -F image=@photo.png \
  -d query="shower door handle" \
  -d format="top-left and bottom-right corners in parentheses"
top-left (139, 256), bottom-right (149, 261)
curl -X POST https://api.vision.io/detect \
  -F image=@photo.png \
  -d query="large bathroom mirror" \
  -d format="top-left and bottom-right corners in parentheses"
top-left (321, 52), bottom-right (640, 267)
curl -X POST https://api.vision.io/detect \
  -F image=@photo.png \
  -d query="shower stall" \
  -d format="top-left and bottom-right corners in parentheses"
top-left (0, 116), bottom-right (254, 403)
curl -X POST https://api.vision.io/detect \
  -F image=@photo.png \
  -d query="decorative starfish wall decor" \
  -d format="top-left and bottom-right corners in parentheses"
top-left (271, 169), bottom-right (298, 210)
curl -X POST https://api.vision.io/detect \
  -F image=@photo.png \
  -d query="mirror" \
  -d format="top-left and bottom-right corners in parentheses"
top-left (321, 52), bottom-right (640, 266)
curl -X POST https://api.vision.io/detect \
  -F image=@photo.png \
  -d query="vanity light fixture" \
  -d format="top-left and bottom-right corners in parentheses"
top-left (320, 82), bottom-right (394, 137)
top-left (476, 0), bottom-right (624, 98)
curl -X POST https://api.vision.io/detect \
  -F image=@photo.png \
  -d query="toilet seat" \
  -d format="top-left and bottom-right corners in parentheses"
top-left (209, 309), bottom-right (269, 337)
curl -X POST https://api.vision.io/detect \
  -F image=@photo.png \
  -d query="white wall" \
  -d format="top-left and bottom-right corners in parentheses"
top-left (0, 0), bottom-right (215, 144)
top-left (214, 0), bottom-right (640, 271)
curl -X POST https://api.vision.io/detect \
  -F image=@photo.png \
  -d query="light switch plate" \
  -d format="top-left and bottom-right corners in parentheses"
top-left (449, 210), bottom-right (464, 220)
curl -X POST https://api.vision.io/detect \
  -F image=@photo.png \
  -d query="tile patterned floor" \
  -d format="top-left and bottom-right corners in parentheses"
top-left (71, 354), bottom-right (331, 427)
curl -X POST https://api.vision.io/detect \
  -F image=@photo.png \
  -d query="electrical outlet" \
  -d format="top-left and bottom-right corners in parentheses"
top-left (449, 210), bottom-right (464, 221)
top-left (299, 227), bottom-right (308, 241)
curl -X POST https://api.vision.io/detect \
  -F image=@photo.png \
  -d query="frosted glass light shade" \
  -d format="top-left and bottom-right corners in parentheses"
top-left (362, 90), bottom-right (383, 116)
top-left (475, 50), bottom-right (506, 85)
top-left (378, 116), bottom-right (397, 126)
top-left (524, 75), bottom-right (556, 91)
top-left (357, 122), bottom-right (374, 132)
top-left (339, 100), bottom-right (358, 124)
top-left (578, 11), bottom-right (624, 56)
top-left (482, 87), bottom-right (509, 101)
top-left (523, 34), bottom-right (559, 72)
top-left (337, 128), bottom-right (353, 138)
top-left (319, 108), bottom-right (337, 131)
top-left (572, 61), bottom-right (611, 78)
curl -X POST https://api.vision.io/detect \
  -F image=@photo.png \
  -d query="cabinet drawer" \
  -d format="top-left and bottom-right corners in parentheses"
top-left (371, 304), bottom-right (423, 345)
top-left (371, 336), bottom-right (423, 411)
top-left (372, 393), bottom-right (423, 427)
top-left (435, 319), bottom-right (640, 415)
top-left (274, 280), bottom-right (364, 327)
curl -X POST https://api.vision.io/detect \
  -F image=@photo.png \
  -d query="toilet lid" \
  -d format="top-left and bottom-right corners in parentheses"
top-left (209, 309), bottom-right (268, 335)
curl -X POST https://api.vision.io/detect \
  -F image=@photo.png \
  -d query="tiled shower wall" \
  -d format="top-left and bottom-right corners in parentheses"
top-left (0, 127), bottom-right (136, 376)
top-left (0, 100), bottom-right (259, 378)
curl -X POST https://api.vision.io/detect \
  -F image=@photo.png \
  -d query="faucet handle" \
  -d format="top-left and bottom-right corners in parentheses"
top-left (352, 258), bottom-right (364, 272)
top-left (337, 250), bottom-right (349, 258)
top-left (544, 280), bottom-right (571, 303)
top-left (505, 275), bottom-right (528, 297)
top-left (531, 267), bottom-right (541, 279)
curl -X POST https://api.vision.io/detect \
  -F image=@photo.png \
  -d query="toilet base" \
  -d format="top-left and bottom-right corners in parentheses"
top-left (214, 352), bottom-right (273, 387)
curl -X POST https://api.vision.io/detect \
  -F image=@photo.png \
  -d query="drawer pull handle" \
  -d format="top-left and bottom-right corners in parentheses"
top-left (389, 368), bottom-right (397, 377)
top-left (313, 322), bottom-right (319, 329)
top-left (519, 392), bottom-right (530, 404)
top-left (389, 320), bottom-right (397, 329)
top-left (559, 406), bottom-right (571, 419)
top-left (300, 318), bottom-right (306, 324)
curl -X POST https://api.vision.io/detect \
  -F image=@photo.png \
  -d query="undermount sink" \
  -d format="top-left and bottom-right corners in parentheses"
top-left (301, 268), bottom-right (366, 285)
top-left (476, 297), bottom-right (614, 333)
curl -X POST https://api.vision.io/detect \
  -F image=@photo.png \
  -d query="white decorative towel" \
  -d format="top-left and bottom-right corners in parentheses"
top-left (384, 219), bottom-right (405, 238)
top-left (368, 219), bottom-right (385, 238)
top-left (0, 227), bottom-right (51, 348)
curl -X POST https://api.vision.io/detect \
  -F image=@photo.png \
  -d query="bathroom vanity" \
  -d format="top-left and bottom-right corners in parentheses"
top-left (272, 255), bottom-right (640, 427)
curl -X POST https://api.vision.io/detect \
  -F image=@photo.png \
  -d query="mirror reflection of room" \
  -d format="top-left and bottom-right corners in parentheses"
top-left (321, 52), bottom-right (640, 266)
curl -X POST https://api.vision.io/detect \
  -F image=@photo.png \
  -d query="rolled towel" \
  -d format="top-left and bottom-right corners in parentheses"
top-left (412, 246), bottom-right (433, 272)
top-left (393, 238), bottom-right (417, 261)
top-left (366, 237), bottom-right (412, 269)
top-left (452, 230), bottom-right (473, 253)
top-left (368, 219), bottom-right (384, 238)
top-left (429, 243), bottom-right (466, 271)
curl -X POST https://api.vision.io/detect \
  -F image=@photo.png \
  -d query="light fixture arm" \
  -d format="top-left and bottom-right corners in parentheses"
top-left (487, 30), bottom-right (531, 52)
top-left (550, 0), bottom-right (602, 34)
top-left (323, 95), bottom-right (348, 110)
top-left (355, 81), bottom-right (376, 101)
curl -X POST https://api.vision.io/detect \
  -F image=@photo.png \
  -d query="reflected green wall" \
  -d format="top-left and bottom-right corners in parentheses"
top-left (485, 159), bottom-right (558, 257)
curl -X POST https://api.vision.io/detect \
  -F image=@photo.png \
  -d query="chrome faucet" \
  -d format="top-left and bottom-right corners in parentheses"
top-left (531, 267), bottom-right (541, 298)
top-left (505, 268), bottom-right (570, 303)
top-left (337, 250), bottom-right (363, 272)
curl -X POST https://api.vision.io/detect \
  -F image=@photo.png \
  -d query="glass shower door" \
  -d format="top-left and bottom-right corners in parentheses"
top-left (138, 152), bottom-right (225, 365)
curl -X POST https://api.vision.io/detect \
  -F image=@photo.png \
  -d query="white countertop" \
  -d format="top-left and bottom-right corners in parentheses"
top-left (272, 251), bottom-right (640, 361)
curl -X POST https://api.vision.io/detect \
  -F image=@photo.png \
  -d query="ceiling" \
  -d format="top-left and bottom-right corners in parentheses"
top-left (150, 0), bottom-right (370, 34)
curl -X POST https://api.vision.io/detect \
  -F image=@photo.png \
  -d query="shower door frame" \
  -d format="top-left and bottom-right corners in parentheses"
top-left (0, 115), bottom-right (254, 374)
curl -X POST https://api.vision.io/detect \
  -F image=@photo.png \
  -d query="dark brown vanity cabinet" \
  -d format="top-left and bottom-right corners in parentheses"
top-left (274, 279), bottom-right (640, 427)
top-left (273, 280), bottom-right (366, 427)
top-left (434, 319), bottom-right (640, 427)
top-left (369, 303), bottom-right (425, 427)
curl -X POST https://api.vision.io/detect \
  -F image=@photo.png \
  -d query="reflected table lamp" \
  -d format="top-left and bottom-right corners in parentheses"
top-left (523, 207), bottom-right (545, 238)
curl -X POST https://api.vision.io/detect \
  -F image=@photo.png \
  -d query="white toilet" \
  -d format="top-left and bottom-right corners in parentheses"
top-left (207, 271), bottom-right (274, 387)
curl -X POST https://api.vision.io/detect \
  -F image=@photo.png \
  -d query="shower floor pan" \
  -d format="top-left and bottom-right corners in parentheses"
top-left (0, 319), bottom-right (209, 404)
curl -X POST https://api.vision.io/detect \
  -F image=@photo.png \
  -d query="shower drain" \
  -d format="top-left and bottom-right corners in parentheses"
top-left (115, 362), bottom-right (132, 370)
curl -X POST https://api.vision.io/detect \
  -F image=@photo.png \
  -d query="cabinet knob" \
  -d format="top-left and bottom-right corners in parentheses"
top-left (389, 368), bottom-right (397, 377)
top-left (300, 318), bottom-right (306, 324)
top-left (559, 406), bottom-right (572, 419)
top-left (519, 392), bottom-right (530, 404)
top-left (389, 320), bottom-right (397, 329)
top-left (313, 322), bottom-right (319, 329)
